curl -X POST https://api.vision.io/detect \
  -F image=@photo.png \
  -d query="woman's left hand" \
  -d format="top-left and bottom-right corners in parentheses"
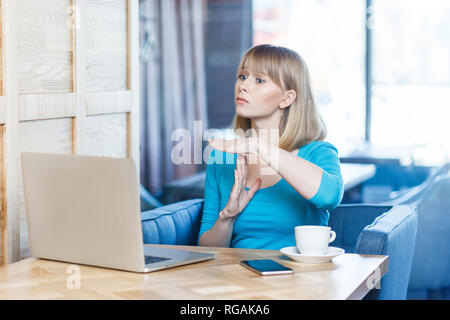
top-left (208, 137), bottom-right (259, 155)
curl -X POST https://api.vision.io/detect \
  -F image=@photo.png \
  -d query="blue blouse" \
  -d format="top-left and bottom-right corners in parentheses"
top-left (198, 140), bottom-right (344, 250)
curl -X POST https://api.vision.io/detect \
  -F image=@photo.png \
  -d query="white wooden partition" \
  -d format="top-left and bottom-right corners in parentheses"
top-left (0, 0), bottom-right (140, 264)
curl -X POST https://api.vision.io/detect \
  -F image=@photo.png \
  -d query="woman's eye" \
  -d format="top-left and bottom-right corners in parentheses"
top-left (238, 74), bottom-right (264, 83)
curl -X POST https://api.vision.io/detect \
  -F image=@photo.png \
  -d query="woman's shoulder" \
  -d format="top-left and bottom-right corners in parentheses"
top-left (299, 140), bottom-right (339, 160)
top-left (304, 140), bottom-right (338, 150)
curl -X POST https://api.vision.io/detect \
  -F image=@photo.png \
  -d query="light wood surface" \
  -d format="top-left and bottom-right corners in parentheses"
top-left (18, 93), bottom-right (78, 121)
top-left (0, 125), bottom-right (4, 265)
top-left (84, 0), bottom-right (128, 92)
top-left (0, 0), bottom-right (139, 265)
top-left (0, 96), bottom-right (5, 124)
top-left (0, 1), bottom-right (2, 95)
top-left (3, 0), bottom-right (21, 264)
top-left (85, 90), bottom-right (132, 116)
top-left (16, 0), bottom-right (73, 94)
top-left (0, 244), bottom-right (388, 300)
top-left (341, 163), bottom-right (376, 190)
top-left (83, 113), bottom-right (128, 158)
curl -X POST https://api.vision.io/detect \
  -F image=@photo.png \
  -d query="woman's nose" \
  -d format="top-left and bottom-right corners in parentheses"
top-left (239, 82), bottom-right (248, 93)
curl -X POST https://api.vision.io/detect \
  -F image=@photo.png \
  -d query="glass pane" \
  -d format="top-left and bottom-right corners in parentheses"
top-left (371, 0), bottom-right (450, 166)
top-left (253, 0), bottom-right (366, 153)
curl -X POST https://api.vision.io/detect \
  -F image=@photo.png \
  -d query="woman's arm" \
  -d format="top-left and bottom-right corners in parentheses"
top-left (208, 138), bottom-right (343, 210)
top-left (257, 142), bottom-right (343, 209)
top-left (257, 144), bottom-right (323, 200)
top-left (198, 208), bottom-right (235, 247)
top-left (198, 149), bottom-right (261, 247)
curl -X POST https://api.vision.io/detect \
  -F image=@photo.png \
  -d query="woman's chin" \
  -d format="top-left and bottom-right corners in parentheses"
top-left (236, 105), bottom-right (251, 118)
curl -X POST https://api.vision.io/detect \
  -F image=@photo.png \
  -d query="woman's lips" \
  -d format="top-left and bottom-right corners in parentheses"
top-left (236, 97), bottom-right (249, 104)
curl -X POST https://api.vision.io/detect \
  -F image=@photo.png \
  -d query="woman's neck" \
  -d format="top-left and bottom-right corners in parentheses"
top-left (250, 125), bottom-right (280, 147)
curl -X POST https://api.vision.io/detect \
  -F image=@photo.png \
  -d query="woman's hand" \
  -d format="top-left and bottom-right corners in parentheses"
top-left (220, 154), bottom-right (262, 221)
top-left (198, 153), bottom-right (262, 247)
top-left (208, 137), bottom-right (258, 156)
top-left (208, 135), bottom-right (273, 169)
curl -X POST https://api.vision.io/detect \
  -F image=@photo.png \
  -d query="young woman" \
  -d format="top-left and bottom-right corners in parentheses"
top-left (198, 44), bottom-right (344, 250)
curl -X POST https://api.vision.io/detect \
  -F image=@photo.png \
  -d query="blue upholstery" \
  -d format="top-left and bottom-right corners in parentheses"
top-left (390, 173), bottom-right (450, 299)
top-left (141, 199), bottom-right (203, 245)
top-left (141, 199), bottom-right (417, 299)
top-left (330, 204), bottom-right (417, 300)
top-left (409, 175), bottom-right (450, 289)
top-left (355, 163), bottom-right (432, 203)
top-left (386, 163), bottom-right (450, 205)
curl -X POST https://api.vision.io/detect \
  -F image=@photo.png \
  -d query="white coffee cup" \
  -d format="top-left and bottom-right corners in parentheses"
top-left (295, 225), bottom-right (336, 255)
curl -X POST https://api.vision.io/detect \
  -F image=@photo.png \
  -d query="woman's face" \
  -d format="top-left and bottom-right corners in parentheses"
top-left (234, 69), bottom-right (286, 119)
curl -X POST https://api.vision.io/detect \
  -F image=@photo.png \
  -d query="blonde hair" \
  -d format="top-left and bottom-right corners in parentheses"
top-left (230, 44), bottom-right (327, 152)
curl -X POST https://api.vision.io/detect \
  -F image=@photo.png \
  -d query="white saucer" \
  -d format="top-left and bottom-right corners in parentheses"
top-left (280, 246), bottom-right (345, 263)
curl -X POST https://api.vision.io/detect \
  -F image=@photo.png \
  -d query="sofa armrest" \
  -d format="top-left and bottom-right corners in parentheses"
top-left (141, 198), bottom-right (204, 245)
top-left (329, 205), bottom-right (394, 253)
top-left (355, 205), bottom-right (418, 300)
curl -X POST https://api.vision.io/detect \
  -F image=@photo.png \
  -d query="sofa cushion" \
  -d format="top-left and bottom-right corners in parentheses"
top-left (356, 205), bottom-right (418, 300)
top-left (141, 198), bottom-right (204, 245)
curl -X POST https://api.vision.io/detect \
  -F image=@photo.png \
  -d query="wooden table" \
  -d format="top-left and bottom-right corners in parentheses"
top-left (0, 244), bottom-right (388, 300)
top-left (341, 163), bottom-right (376, 190)
top-left (340, 143), bottom-right (416, 166)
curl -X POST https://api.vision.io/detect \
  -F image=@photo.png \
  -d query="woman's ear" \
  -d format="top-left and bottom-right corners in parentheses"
top-left (280, 90), bottom-right (297, 109)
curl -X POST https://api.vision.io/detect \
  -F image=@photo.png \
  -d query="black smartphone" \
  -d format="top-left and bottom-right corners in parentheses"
top-left (239, 259), bottom-right (294, 276)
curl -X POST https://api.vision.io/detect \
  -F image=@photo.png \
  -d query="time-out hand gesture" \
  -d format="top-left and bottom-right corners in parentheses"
top-left (221, 154), bottom-right (262, 220)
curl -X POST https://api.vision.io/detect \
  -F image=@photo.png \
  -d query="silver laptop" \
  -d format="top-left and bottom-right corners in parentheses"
top-left (21, 152), bottom-right (215, 273)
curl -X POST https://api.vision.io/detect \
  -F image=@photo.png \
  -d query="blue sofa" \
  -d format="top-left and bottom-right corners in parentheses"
top-left (141, 199), bottom-right (417, 300)
top-left (383, 164), bottom-right (450, 300)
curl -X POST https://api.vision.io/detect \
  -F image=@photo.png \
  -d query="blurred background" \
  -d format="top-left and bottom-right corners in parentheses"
top-left (138, 0), bottom-right (450, 205)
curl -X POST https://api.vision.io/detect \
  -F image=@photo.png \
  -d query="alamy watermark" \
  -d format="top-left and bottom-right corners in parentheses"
top-left (366, 267), bottom-right (382, 290)
top-left (66, 265), bottom-right (81, 290)
top-left (170, 121), bottom-right (281, 176)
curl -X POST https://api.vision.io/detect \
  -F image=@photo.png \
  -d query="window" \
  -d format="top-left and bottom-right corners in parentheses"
top-left (254, 0), bottom-right (450, 166)
top-left (371, 0), bottom-right (450, 166)
top-left (253, 0), bottom-right (366, 154)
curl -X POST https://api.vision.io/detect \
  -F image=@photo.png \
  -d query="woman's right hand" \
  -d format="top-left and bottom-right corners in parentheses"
top-left (220, 154), bottom-right (262, 221)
